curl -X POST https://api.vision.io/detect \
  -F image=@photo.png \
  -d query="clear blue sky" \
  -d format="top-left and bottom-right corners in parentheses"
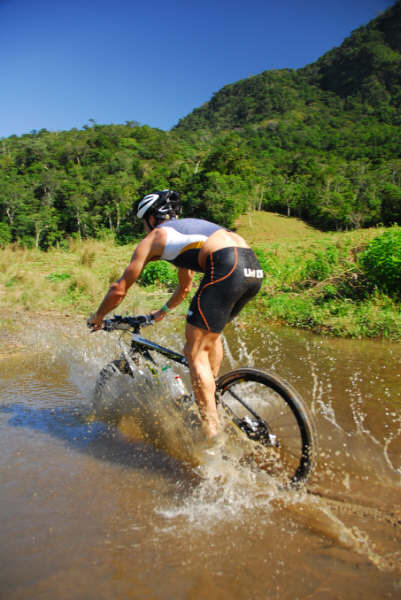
top-left (0, 0), bottom-right (396, 138)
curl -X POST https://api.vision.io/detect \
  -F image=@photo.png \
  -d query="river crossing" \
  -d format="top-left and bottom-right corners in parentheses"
top-left (0, 313), bottom-right (400, 599)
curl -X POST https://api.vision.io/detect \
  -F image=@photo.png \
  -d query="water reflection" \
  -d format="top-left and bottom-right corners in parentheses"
top-left (0, 401), bottom-right (192, 479)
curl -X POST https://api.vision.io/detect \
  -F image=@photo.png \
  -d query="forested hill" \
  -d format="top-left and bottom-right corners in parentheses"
top-left (302, 0), bottom-right (401, 110)
top-left (175, 0), bottom-right (401, 132)
top-left (171, 0), bottom-right (401, 233)
top-left (1, 1), bottom-right (401, 250)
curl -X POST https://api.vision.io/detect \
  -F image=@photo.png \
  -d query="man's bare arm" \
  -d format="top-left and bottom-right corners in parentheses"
top-left (88, 229), bottom-right (165, 329)
top-left (152, 268), bottom-right (195, 322)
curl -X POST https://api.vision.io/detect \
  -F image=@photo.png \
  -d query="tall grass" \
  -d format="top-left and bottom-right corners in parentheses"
top-left (0, 213), bottom-right (400, 339)
top-left (0, 238), bottom-right (161, 316)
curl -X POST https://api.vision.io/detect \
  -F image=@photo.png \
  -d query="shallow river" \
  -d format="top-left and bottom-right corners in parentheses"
top-left (0, 314), bottom-right (400, 599)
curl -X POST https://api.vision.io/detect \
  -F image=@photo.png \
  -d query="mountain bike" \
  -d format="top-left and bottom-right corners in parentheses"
top-left (91, 314), bottom-right (317, 488)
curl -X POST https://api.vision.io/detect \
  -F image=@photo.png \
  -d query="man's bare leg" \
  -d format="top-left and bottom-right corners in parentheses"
top-left (208, 334), bottom-right (223, 378)
top-left (184, 323), bottom-right (223, 439)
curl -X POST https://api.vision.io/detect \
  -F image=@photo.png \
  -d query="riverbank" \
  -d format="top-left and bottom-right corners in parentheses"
top-left (236, 213), bottom-right (401, 340)
top-left (0, 212), bottom-right (400, 340)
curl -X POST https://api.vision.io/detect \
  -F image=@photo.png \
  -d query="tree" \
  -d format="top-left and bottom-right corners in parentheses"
top-left (0, 175), bottom-right (27, 227)
top-left (381, 183), bottom-right (401, 224)
top-left (0, 222), bottom-right (11, 247)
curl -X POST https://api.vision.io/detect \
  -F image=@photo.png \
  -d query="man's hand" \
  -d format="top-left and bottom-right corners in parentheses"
top-left (151, 309), bottom-right (167, 323)
top-left (87, 313), bottom-right (104, 332)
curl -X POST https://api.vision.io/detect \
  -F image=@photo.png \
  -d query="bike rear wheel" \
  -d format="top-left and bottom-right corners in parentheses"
top-left (216, 368), bottom-right (316, 488)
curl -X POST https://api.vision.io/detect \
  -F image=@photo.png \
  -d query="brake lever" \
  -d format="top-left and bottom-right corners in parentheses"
top-left (102, 319), bottom-right (115, 331)
top-left (87, 320), bottom-right (101, 332)
top-left (143, 314), bottom-right (155, 327)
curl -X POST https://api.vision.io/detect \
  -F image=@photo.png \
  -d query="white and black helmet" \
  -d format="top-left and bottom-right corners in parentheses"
top-left (136, 189), bottom-right (180, 223)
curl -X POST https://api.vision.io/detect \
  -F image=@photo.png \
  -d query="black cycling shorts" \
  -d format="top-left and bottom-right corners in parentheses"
top-left (186, 247), bottom-right (263, 334)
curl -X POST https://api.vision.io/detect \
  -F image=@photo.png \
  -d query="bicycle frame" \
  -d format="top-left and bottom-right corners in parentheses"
top-left (130, 333), bottom-right (188, 368)
top-left (101, 315), bottom-right (270, 434)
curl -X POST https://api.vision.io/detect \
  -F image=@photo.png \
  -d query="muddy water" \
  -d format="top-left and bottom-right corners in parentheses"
top-left (0, 315), bottom-right (400, 600)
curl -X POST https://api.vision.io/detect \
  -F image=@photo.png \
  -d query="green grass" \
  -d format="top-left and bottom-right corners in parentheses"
top-left (235, 212), bottom-right (400, 340)
top-left (0, 213), bottom-right (400, 340)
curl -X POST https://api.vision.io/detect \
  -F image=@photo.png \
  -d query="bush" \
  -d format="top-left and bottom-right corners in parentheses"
top-left (0, 223), bottom-right (12, 248)
top-left (301, 245), bottom-right (339, 281)
top-left (360, 227), bottom-right (401, 297)
top-left (139, 261), bottom-right (178, 289)
top-left (19, 235), bottom-right (35, 249)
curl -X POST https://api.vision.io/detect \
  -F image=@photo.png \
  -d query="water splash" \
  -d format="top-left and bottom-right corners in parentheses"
top-left (156, 437), bottom-right (279, 525)
top-left (11, 313), bottom-right (401, 576)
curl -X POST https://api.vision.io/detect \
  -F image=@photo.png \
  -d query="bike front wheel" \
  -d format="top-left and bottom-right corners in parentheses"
top-left (216, 368), bottom-right (317, 488)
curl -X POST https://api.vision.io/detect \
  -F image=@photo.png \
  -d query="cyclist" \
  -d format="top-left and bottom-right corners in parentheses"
top-left (88, 190), bottom-right (263, 440)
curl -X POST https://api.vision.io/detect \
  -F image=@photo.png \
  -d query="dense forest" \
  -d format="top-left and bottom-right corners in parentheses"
top-left (1, 0), bottom-right (401, 249)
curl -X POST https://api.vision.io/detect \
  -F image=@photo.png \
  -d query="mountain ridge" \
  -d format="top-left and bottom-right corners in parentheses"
top-left (174, 0), bottom-right (401, 133)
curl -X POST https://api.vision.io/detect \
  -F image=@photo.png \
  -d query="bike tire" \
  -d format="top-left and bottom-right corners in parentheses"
top-left (94, 358), bottom-right (133, 398)
top-left (216, 368), bottom-right (317, 488)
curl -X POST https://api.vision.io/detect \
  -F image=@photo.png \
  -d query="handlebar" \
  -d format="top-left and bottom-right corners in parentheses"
top-left (88, 314), bottom-right (154, 333)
